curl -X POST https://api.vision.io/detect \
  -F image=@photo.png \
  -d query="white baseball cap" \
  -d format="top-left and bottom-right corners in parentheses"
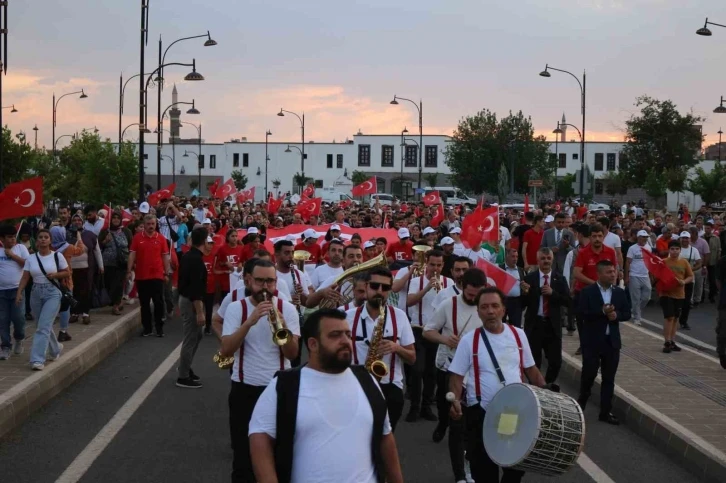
top-left (637, 230), bottom-right (649, 237)
top-left (423, 227), bottom-right (436, 236)
top-left (285, 234), bottom-right (298, 242)
top-left (139, 202), bottom-right (150, 214)
top-left (206, 236), bottom-right (214, 243)
top-left (364, 241), bottom-right (375, 249)
top-left (398, 228), bottom-right (410, 238)
top-left (186, 204), bottom-right (193, 210)
top-left (680, 231), bottom-right (691, 238)
top-left (440, 236), bottom-right (455, 245)
top-left (330, 224), bottom-right (341, 231)
top-left (247, 227), bottom-right (259, 235)
top-left (303, 228), bottom-right (319, 240)
top-left (202, 218), bottom-right (212, 225)
top-left (544, 215), bottom-right (554, 223)
top-left (449, 227), bottom-right (462, 234)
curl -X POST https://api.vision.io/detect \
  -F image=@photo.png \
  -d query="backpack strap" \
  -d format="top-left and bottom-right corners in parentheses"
top-left (350, 365), bottom-right (387, 483)
top-left (274, 366), bottom-right (304, 483)
top-left (472, 328), bottom-right (483, 403)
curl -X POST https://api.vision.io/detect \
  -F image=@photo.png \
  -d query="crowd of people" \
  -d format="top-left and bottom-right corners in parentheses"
top-left (1, 192), bottom-right (725, 482)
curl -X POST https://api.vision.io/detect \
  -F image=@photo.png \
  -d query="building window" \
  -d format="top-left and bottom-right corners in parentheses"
top-left (327, 154), bottom-right (333, 169)
top-left (405, 145), bottom-right (418, 167)
top-left (233, 153), bottom-right (239, 168)
top-left (376, 176), bottom-right (385, 193)
top-left (558, 153), bottom-right (567, 169)
top-left (358, 145), bottom-right (371, 166)
top-left (619, 153), bottom-right (628, 171)
top-left (425, 146), bottom-right (438, 167)
top-left (594, 153), bottom-right (604, 171)
top-left (198, 154), bottom-right (205, 169)
top-left (336, 154), bottom-right (343, 169)
top-left (210, 154), bottom-right (216, 169)
top-left (595, 181), bottom-right (603, 195)
top-left (242, 153), bottom-right (249, 167)
top-left (606, 153), bottom-right (616, 171)
top-left (314, 179), bottom-right (323, 188)
top-left (381, 145), bottom-right (394, 167)
top-left (573, 153), bottom-right (579, 160)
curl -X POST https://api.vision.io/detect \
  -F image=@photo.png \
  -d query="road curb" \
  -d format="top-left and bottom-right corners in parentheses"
top-left (0, 308), bottom-right (141, 440)
top-left (559, 351), bottom-right (726, 483)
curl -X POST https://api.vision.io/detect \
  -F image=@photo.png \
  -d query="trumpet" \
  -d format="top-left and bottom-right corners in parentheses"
top-left (264, 292), bottom-right (292, 346)
top-left (432, 270), bottom-right (441, 293)
top-left (411, 245), bottom-right (432, 278)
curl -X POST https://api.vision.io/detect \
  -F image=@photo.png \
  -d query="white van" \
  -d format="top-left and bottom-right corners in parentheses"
top-left (370, 193), bottom-right (395, 206)
top-left (424, 186), bottom-right (478, 207)
top-left (315, 188), bottom-right (354, 204)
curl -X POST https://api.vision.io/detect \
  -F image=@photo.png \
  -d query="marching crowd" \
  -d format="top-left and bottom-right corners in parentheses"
top-left (1, 191), bottom-right (726, 482)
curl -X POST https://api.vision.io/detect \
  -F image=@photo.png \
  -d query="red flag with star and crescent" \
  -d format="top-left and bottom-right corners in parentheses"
top-left (267, 193), bottom-right (284, 215)
top-left (351, 177), bottom-right (377, 197)
top-left (462, 206), bottom-right (498, 247)
top-left (216, 179), bottom-right (237, 200)
top-left (302, 183), bottom-right (315, 199)
top-left (430, 204), bottom-right (444, 228)
top-left (475, 257), bottom-right (518, 294)
top-left (294, 197), bottom-right (322, 221)
top-left (422, 190), bottom-right (441, 207)
top-left (641, 247), bottom-right (679, 293)
top-left (147, 183), bottom-right (176, 207)
top-left (237, 187), bottom-right (255, 204)
top-left (102, 203), bottom-right (112, 230)
top-left (338, 199), bottom-right (352, 210)
top-left (209, 178), bottom-right (221, 197)
top-left (0, 177), bottom-right (44, 221)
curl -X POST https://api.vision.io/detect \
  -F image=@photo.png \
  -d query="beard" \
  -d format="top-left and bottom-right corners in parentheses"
top-left (462, 293), bottom-right (477, 306)
top-left (369, 294), bottom-right (385, 307)
top-left (251, 288), bottom-right (273, 303)
top-left (319, 344), bottom-right (352, 373)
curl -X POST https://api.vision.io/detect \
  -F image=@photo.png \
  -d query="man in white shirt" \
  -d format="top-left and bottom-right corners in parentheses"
top-left (678, 231), bottom-right (702, 330)
top-left (220, 260), bottom-right (301, 483)
top-left (433, 256), bottom-right (472, 307)
top-left (338, 274), bottom-right (368, 312)
top-left (449, 227), bottom-right (466, 252)
top-left (0, 224), bottom-right (30, 359)
top-left (274, 240), bottom-right (312, 312)
top-left (454, 242), bottom-right (492, 266)
top-left (83, 205), bottom-right (105, 236)
top-left (306, 245), bottom-right (363, 308)
top-left (249, 308), bottom-right (404, 483)
top-left (448, 287), bottom-right (545, 483)
top-left (424, 268), bottom-right (487, 483)
top-left (599, 216), bottom-right (623, 274)
top-left (345, 267), bottom-right (415, 431)
top-left (310, 239), bottom-right (344, 289)
top-left (625, 230), bottom-right (652, 326)
top-left (407, 249), bottom-right (455, 422)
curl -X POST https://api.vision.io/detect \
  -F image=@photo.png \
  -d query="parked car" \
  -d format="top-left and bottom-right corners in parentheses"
top-left (424, 186), bottom-right (478, 207)
top-left (315, 188), bottom-right (354, 205)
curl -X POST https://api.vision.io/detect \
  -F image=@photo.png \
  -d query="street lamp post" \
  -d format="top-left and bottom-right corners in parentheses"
top-left (402, 137), bottom-right (420, 199)
top-left (400, 127), bottom-right (408, 199)
top-left (123, 122), bottom-right (150, 140)
top-left (183, 150), bottom-right (202, 193)
top-left (539, 64), bottom-right (586, 199)
top-left (553, 122), bottom-right (559, 201)
top-left (265, 130), bottom-right (272, 199)
top-left (52, 89), bottom-right (87, 159)
top-left (285, 145), bottom-right (304, 191)
top-left (161, 154), bottom-right (175, 182)
top-left (54, 133), bottom-right (75, 154)
top-left (509, 128), bottom-right (518, 196)
top-left (155, 127), bottom-right (176, 183)
top-left (718, 128), bottom-right (723, 163)
top-left (277, 109), bottom-right (305, 193)
top-left (0, 1), bottom-right (8, 190)
top-left (138, 0), bottom-right (150, 203)
top-left (391, 95), bottom-right (423, 198)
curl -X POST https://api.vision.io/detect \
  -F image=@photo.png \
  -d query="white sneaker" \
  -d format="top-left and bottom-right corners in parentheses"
top-left (633, 319), bottom-right (642, 326)
top-left (465, 457), bottom-right (474, 483)
top-left (0, 347), bottom-right (10, 360)
top-left (126, 298), bottom-right (136, 305)
top-left (32, 362), bottom-right (45, 371)
top-left (48, 343), bottom-right (64, 361)
top-left (13, 339), bottom-right (24, 355)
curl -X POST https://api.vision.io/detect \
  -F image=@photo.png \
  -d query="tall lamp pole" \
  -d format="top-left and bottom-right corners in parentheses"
top-left (0, 1), bottom-right (8, 190)
top-left (265, 130), bottom-right (272, 199)
top-left (52, 90), bottom-right (87, 159)
top-left (156, 99), bottom-right (199, 188)
top-left (277, 109), bottom-right (305, 193)
top-left (119, 71), bottom-right (152, 145)
top-left (400, 126), bottom-right (408, 199)
top-left (553, 122), bottom-right (559, 201)
top-left (719, 128), bottom-right (723, 163)
top-left (540, 65), bottom-right (586, 199)
top-left (391, 95), bottom-right (423, 198)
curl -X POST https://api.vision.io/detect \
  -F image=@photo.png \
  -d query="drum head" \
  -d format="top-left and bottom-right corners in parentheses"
top-left (483, 383), bottom-right (539, 467)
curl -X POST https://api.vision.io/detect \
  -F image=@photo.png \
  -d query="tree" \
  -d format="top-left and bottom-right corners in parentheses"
top-left (350, 170), bottom-right (369, 186)
top-left (688, 165), bottom-right (726, 205)
top-left (1, 127), bottom-right (36, 185)
top-left (602, 171), bottom-right (629, 196)
top-left (496, 163), bottom-right (508, 204)
top-left (424, 173), bottom-right (439, 187)
top-left (444, 109), bottom-right (552, 197)
top-left (556, 173), bottom-right (576, 199)
top-left (230, 169), bottom-right (248, 190)
top-left (619, 96), bottom-right (704, 194)
top-left (189, 180), bottom-right (199, 191)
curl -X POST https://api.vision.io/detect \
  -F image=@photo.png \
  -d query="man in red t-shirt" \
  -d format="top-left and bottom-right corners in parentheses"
top-left (128, 214), bottom-right (171, 337)
top-left (522, 215), bottom-right (545, 271)
top-left (294, 228), bottom-right (322, 265)
top-left (385, 227), bottom-right (414, 264)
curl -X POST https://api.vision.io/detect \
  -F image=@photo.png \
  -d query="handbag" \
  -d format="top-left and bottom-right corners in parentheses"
top-left (164, 216), bottom-right (180, 242)
top-left (92, 276), bottom-right (112, 308)
top-left (36, 252), bottom-right (78, 311)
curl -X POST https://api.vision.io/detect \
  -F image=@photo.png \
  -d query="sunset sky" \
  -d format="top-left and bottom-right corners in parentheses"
top-left (5, 1), bottom-right (725, 149)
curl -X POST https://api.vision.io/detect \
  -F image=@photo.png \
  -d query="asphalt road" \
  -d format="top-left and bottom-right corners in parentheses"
top-left (0, 314), bottom-right (706, 483)
top-left (641, 300), bottom-right (720, 354)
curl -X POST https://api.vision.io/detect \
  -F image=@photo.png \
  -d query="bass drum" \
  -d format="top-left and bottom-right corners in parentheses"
top-left (483, 383), bottom-right (585, 476)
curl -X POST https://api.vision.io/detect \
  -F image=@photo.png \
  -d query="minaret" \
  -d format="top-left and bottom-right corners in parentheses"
top-left (169, 84), bottom-right (181, 142)
top-left (560, 113), bottom-right (567, 143)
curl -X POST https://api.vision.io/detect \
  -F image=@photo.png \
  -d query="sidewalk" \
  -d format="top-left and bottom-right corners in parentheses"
top-left (0, 306), bottom-right (141, 440)
top-left (559, 322), bottom-right (726, 483)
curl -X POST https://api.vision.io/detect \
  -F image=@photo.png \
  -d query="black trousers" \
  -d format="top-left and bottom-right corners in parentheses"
top-left (464, 405), bottom-right (524, 483)
top-left (380, 383), bottom-right (405, 432)
top-left (105, 266), bottom-right (125, 306)
top-left (71, 268), bottom-right (92, 315)
top-left (574, 291), bottom-right (584, 344)
top-left (136, 279), bottom-right (165, 332)
top-left (707, 265), bottom-right (718, 301)
top-left (408, 328), bottom-right (437, 412)
top-left (435, 369), bottom-right (466, 482)
top-left (504, 297), bottom-right (523, 328)
top-left (679, 283), bottom-right (694, 327)
top-left (203, 292), bottom-right (215, 329)
top-left (229, 382), bottom-right (266, 483)
top-left (578, 341), bottom-right (620, 416)
top-left (527, 319), bottom-right (562, 384)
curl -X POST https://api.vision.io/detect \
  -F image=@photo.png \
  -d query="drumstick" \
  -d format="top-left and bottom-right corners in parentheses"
top-left (458, 315), bottom-right (473, 335)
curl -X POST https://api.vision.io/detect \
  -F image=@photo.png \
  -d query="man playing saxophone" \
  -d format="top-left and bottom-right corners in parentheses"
top-left (345, 267), bottom-right (415, 431)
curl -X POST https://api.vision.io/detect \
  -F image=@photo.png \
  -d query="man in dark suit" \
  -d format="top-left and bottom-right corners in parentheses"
top-left (522, 247), bottom-right (570, 384)
top-left (539, 212), bottom-right (574, 275)
top-left (578, 259), bottom-right (631, 425)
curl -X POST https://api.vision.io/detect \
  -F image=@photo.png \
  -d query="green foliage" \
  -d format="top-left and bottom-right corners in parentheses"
top-left (1, 127), bottom-right (38, 185)
top-left (189, 180), bottom-right (199, 190)
top-left (602, 171), bottom-right (629, 196)
top-left (557, 173), bottom-right (576, 199)
top-left (497, 163), bottom-right (508, 204)
top-left (687, 165), bottom-right (726, 205)
top-left (444, 109), bottom-right (552, 196)
top-left (642, 169), bottom-right (667, 199)
top-left (230, 169), bottom-right (248, 190)
top-left (350, 170), bottom-right (369, 186)
top-left (424, 173), bottom-right (439, 187)
top-left (620, 96), bottom-right (703, 193)
top-left (272, 178), bottom-right (281, 188)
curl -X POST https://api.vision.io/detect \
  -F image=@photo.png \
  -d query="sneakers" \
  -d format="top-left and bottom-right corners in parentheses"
top-left (0, 347), bottom-right (10, 360)
top-left (632, 319), bottom-right (642, 326)
top-left (176, 378), bottom-right (203, 389)
top-left (432, 425), bottom-right (446, 443)
top-left (203, 327), bottom-right (212, 336)
top-left (48, 343), bottom-right (64, 361)
top-left (663, 342), bottom-right (672, 353)
top-left (69, 314), bottom-right (79, 324)
top-left (82, 314), bottom-right (91, 325)
top-left (142, 330), bottom-right (154, 337)
top-left (31, 362), bottom-right (45, 371)
top-left (13, 339), bottom-right (24, 355)
top-left (189, 369), bottom-right (201, 382)
top-left (58, 331), bottom-right (72, 342)
top-left (670, 341), bottom-right (682, 352)
top-left (681, 324), bottom-right (692, 331)
top-left (155, 327), bottom-right (165, 338)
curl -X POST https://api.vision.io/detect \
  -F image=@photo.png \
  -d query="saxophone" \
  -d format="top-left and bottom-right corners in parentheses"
top-left (365, 301), bottom-right (390, 380)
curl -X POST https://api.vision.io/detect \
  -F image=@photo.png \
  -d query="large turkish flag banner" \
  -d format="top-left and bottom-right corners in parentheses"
top-left (0, 177), bottom-right (44, 221)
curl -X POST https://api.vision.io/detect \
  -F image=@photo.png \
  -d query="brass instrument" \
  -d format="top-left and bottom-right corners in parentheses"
top-left (319, 252), bottom-right (388, 308)
top-left (411, 245), bottom-right (432, 278)
top-left (213, 350), bottom-right (235, 370)
top-left (264, 292), bottom-right (291, 346)
top-left (365, 300), bottom-right (389, 380)
top-left (432, 270), bottom-right (441, 293)
top-left (290, 250), bottom-right (310, 317)
top-left (293, 250), bottom-right (311, 271)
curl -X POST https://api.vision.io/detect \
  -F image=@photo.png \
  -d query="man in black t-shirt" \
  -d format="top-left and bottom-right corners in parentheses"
top-left (512, 212), bottom-right (534, 268)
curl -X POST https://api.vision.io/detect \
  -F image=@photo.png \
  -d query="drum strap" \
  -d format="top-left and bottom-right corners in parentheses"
top-left (472, 324), bottom-right (524, 402)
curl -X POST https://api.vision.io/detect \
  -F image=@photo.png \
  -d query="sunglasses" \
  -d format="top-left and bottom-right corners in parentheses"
top-left (368, 282), bottom-right (392, 292)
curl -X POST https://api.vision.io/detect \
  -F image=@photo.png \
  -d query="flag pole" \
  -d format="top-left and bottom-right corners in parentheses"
top-left (16, 219), bottom-right (23, 239)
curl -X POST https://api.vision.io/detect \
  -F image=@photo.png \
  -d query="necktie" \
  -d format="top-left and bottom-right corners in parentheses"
top-left (543, 274), bottom-right (550, 317)
top-left (555, 230), bottom-right (561, 244)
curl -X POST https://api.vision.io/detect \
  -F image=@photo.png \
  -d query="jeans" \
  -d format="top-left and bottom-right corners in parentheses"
top-left (0, 288), bottom-right (25, 349)
top-left (408, 328), bottom-right (437, 412)
top-left (230, 382), bottom-right (266, 483)
top-left (29, 283), bottom-right (62, 364)
top-left (59, 308), bottom-right (71, 331)
top-left (436, 369), bottom-right (466, 482)
top-left (628, 276), bottom-right (651, 322)
top-left (136, 279), bottom-right (165, 332)
top-left (178, 296), bottom-right (203, 379)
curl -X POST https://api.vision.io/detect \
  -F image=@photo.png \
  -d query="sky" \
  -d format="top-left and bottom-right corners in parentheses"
top-left (4, 1), bottom-right (726, 149)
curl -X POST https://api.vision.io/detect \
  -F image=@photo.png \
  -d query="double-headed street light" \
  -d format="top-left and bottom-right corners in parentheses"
top-left (155, 100), bottom-right (200, 188)
top-left (391, 95), bottom-right (423, 198)
top-left (52, 89), bottom-right (87, 158)
top-left (277, 108), bottom-right (305, 193)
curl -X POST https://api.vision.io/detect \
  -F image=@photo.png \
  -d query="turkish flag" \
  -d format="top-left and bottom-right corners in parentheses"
top-left (0, 177), bottom-right (44, 221)
top-left (268, 193), bottom-right (283, 215)
top-left (338, 199), bottom-right (352, 210)
top-left (209, 178), bottom-right (221, 197)
top-left (422, 191), bottom-right (441, 207)
top-left (400, 202), bottom-right (409, 213)
top-left (462, 206), bottom-right (498, 247)
top-left (302, 183), bottom-right (315, 199)
top-left (217, 224), bottom-right (229, 240)
top-left (207, 202), bottom-right (217, 219)
top-left (294, 197), bottom-right (322, 221)
top-left (102, 204), bottom-right (111, 230)
top-left (641, 248), bottom-right (679, 293)
top-left (300, 192), bottom-right (310, 202)
top-left (352, 177), bottom-right (377, 197)
top-left (430, 204), bottom-right (444, 228)
top-left (237, 187), bottom-right (255, 204)
top-left (216, 179), bottom-right (237, 199)
top-left (121, 209), bottom-right (133, 227)
top-left (147, 183), bottom-right (176, 207)
top-left (475, 257), bottom-right (518, 294)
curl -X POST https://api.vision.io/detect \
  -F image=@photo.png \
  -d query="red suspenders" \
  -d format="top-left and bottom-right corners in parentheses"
top-left (237, 300), bottom-right (248, 382)
top-left (351, 305), bottom-right (398, 384)
top-left (451, 296), bottom-right (458, 336)
top-left (471, 324), bottom-right (524, 402)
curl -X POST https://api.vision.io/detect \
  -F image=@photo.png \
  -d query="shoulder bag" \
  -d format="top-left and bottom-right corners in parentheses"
top-left (36, 253), bottom-right (78, 311)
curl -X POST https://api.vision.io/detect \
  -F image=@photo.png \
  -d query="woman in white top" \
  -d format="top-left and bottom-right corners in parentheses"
top-left (16, 229), bottom-right (71, 370)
